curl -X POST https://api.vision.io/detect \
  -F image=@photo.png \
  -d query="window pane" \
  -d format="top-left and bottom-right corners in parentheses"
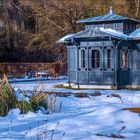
top-left (81, 50), bottom-right (85, 68)
top-left (107, 49), bottom-right (111, 68)
top-left (91, 50), bottom-right (96, 68)
top-left (91, 50), bottom-right (100, 68)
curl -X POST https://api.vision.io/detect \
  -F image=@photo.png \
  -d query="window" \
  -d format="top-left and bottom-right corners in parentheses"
top-left (115, 23), bottom-right (123, 30)
top-left (122, 50), bottom-right (128, 68)
top-left (128, 23), bottom-right (132, 30)
top-left (104, 24), bottom-right (114, 29)
top-left (107, 49), bottom-right (112, 68)
top-left (94, 24), bottom-right (104, 28)
top-left (85, 25), bottom-right (93, 29)
top-left (81, 50), bottom-right (86, 68)
top-left (133, 24), bottom-right (136, 30)
top-left (91, 50), bottom-right (100, 68)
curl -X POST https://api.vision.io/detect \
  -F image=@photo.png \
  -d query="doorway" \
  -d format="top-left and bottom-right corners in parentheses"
top-left (117, 49), bottom-right (129, 86)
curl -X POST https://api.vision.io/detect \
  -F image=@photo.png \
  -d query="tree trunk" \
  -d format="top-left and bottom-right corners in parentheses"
top-left (135, 0), bottom-right (140, 17)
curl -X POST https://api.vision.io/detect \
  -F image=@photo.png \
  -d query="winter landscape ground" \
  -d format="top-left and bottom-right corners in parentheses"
top-left (0, 79), bottom-right (140, 140)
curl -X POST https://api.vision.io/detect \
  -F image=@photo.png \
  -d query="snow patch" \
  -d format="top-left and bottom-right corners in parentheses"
top-left (99, 27), bottom-right (128, 40)
top-left (57, 34), bottom-right (75, 43)
top-left (129, 28), bottom-right (140, 40)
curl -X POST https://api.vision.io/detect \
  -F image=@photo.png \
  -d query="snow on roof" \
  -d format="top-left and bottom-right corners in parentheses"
top-left (57, 34), bottom-right (75, 43)
top-left (58, 27), bottom-right (140, 42)
top-left (99, 27), bottom-right (128, 40)
top-left (129, 28), bottom-right (140, 40)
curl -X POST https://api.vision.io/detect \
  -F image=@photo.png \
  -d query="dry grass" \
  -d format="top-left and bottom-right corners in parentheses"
top-left (30, 92), bottom-right (48, 112)
top-left (0, 74), bottom-right (18, 116)
top-left (55, 84), bottom-right (111, 90)
top-left (96, 133), bottom-right (125, 139)
top-left (0, 74), bottom-right (58, 116)
top-left (123, 108), bottom-right (140, 114)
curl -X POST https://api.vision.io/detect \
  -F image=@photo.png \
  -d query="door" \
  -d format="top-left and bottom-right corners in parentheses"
top-left (118, 49), bottom-right (129, 86)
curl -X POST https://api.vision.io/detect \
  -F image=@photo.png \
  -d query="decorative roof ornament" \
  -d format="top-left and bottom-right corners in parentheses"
top-left (109, 6), bottom-right (113, 15)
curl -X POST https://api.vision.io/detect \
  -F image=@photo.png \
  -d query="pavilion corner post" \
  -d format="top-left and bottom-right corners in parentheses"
top-left (74, 43), bottom-right (80, 89)
top-left (77, 45), bottom-right (80, 89)
top-left (114, 40), bottom-right (123, 88)
top-left (68, 72), bottom-right (71, 87)
top-left (67, 46), bottom-right (71, 87)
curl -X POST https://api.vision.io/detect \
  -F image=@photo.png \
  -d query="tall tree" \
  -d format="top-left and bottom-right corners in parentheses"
top-left (0, 0), bottom-right (140, 62)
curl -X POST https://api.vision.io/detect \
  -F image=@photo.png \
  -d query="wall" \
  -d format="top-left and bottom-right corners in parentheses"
top-left (68, 41), bottom-right (115, 85)
top-left (0, 62), bottom-right (67, 77)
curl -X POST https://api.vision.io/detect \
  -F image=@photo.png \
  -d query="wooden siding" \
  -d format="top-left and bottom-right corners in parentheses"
top-left (85, 22), bottom-right (124, 32)
top-left (88, 72), bottom-right (102, 84)
top-left (68, 40), bottom-right (117, 85)
top-left (103, 72), bottom-right (114, 84)
top-left (129, 47), bottom-right (140, 85)
top-left (130, 71), bottom-right (140, 85)
top-left (68, 46), bottom-right (77, 83)
top-left (85, 21), bottom-right (137, 34)
top-left (69, 71), bottom-right (76, 82)
top-left (132, 50), bottom-right (140, 70)
top-left (69, 48), bottom-right (77, 71)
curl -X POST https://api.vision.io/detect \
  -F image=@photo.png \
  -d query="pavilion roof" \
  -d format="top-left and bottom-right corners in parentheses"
top-left (77, 7), bottom-right (140, 24)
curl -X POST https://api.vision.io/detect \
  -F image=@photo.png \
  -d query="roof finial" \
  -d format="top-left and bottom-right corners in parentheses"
top-left (109, 6), bottom-right (113, 15)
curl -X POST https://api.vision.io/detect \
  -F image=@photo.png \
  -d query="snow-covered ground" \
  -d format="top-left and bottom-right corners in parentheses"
top-left (11, 79), bottom-right (67, 92)
top-left (1, 80), bottom-right (140, 140)
top-left (9, 76), bottom-right (67, 83)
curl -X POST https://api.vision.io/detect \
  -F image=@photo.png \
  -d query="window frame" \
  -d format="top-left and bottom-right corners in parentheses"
top-left (81, 49), bottom-right (86, 69)
top-left (79, 48), bottom-right (87, 70)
